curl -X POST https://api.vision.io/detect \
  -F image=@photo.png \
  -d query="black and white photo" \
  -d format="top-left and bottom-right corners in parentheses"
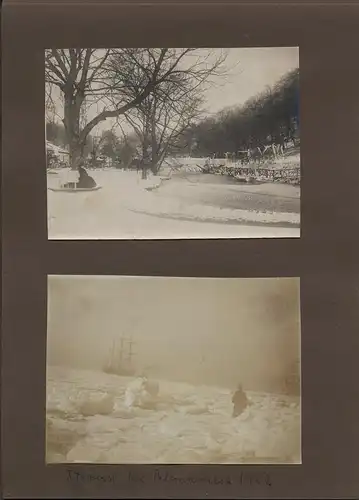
top-left (46, 276), bottom-right (301, 464)
top-left (46, 48), bottom-right (300, 239)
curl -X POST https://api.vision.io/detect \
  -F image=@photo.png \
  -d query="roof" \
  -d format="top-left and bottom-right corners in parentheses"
top-left (46, 141), bottom-right (69, 155)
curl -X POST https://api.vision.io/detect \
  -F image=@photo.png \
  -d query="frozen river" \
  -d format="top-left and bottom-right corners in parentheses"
top-left (46, 366), bottom-right (301, 465)
top-left (47, 168), bottom-right (300, 239)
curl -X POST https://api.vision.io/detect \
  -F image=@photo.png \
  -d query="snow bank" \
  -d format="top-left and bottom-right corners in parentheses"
top-left (73, 391), bottom-right (115, 417)
top-left (128, 201), bottom-right (299, 226)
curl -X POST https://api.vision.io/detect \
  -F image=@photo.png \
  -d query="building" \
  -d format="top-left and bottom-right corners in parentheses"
top-left (46, 141), bottom-right (70, 166)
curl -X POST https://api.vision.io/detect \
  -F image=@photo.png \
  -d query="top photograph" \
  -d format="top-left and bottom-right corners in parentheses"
top-left (45, 47), bottom-right (300, 240)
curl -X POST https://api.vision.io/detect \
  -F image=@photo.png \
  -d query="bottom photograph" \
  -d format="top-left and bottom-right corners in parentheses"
top-left (46, 275), bottom-right (301, 465)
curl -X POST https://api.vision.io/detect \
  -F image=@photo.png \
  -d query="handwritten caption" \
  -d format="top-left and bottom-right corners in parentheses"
top-left (66, 468), bottom-right (272, 488)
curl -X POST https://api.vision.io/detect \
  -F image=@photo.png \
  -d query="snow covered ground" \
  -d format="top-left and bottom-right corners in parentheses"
top-left (46, 365), bottom-right (301, 465)
top-left (47, 162), bottom-right (300, 240)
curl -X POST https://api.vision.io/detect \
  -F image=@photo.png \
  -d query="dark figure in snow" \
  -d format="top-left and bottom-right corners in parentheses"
top-left (232, 383), bottom-right (249, 418)
top-left (77, 166), bottom-right (96, 188)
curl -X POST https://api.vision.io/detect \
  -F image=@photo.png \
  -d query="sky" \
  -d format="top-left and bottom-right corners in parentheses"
top-left (46, 47), bottom-right (299, 138)
top-left (200, 47), bottom-right (299, 115)
top-left (47, 276), bottom-right (301, 392)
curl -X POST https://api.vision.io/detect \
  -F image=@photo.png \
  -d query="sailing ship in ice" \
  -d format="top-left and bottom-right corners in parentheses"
top-left (103, 335), bottom-right (136, 376)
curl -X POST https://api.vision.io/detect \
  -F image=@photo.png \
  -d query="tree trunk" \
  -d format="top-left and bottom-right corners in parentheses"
top-left (151, 153), bottom-right (160, 175)
top-left (69, 142), bottom-right (84, 170)
top-left (63, 90), bottom-right (86, 170)
top-left (152, 147), bottom-right (168, 175)
top-left (141, 165), bottom-right (148, 180)
top-left (150, 106), bottom-right (159, 175)
top-left (141, 118), bottom-right (151, 180)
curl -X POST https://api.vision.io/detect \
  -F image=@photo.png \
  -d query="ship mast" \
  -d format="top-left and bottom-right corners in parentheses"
top-left (104, 318), bottom-right (137, 375)
top-left (118, 336), bottom-right (124, 365)
top-left (126, 336), bottom-right (136, 370)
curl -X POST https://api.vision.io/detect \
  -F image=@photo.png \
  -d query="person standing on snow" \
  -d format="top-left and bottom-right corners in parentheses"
top-left (232, 383), bottom-right (249, 418)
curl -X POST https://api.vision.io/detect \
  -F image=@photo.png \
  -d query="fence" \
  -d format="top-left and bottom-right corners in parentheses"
top-left (205, 161), bottom-right (300, 186)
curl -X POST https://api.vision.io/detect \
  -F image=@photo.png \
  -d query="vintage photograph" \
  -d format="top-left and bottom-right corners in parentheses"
top-left (46, 48), bottom-right (300, 239)
top-left (46, 276), bottom-right (301, 464)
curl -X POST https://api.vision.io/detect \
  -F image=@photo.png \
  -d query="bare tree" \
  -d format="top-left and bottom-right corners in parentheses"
top-left (45, 49), bottom-right (114, 168)
top-left (124, 84), bottom-right (203, 178)
top-left (45, 48), bottom-right (227, 170)
top-left (111, 48), bottom-right (227, 177)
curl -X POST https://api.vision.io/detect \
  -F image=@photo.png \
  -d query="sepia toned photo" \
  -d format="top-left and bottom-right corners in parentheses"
top-left (46, 276), bottom-right (301, 465)
top-left (46, 48), bottom-right (300, 240)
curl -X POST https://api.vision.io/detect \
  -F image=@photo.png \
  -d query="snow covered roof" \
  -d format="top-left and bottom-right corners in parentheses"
top-left (46, 141), bottom-right (69, 155)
